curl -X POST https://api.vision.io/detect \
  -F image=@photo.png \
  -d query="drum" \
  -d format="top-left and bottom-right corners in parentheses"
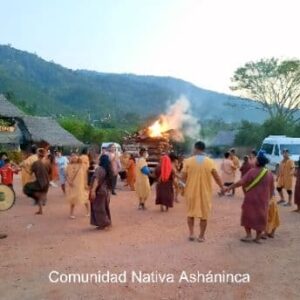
top-left (0, 184), bottom-right (16, 211)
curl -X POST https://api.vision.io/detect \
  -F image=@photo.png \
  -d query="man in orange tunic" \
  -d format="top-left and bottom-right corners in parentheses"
top-left (277, 149), bottom-right (295, 207)
top-left (182, 141), bottom-right (224, 242)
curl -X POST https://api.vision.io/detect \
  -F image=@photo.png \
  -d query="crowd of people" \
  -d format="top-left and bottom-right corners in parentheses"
top-left (0, 141), bottom-right (299, 244)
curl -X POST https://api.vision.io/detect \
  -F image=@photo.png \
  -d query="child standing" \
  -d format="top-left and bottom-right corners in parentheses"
top-left (0, 158), bottom-right (19, 189)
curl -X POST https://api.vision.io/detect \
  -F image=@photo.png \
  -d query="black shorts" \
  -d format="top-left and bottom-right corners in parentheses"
top-left (277, 187), bottom-right (292, 195)
top-left (23, 181), bottom-right (49, 198)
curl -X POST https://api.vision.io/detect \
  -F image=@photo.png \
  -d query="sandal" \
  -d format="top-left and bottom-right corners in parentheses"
top-left (188, 236), bottom-right (195, 241)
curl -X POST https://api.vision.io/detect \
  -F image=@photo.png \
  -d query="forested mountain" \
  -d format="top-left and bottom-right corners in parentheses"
top-left (0, 45), bottom-right (267, 123)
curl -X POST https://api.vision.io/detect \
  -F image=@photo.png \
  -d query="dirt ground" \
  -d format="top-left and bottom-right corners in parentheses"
top-left (0, 169), bottom-right (300, 300)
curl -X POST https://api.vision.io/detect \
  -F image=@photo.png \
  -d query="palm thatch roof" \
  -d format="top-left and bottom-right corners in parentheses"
top-left (0, 94), bottom-right (83, 147)
top-left (0, 94), bottom-right (24, 118)
top-left (22, 116), bottom-right (83, 147)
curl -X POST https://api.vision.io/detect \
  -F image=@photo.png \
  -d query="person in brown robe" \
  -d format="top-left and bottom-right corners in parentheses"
top-left (89, 154), bottom-right (112, 230)
top-left (155, 154), bottom-right (174, 212)
top-left (225, 151), bottom-right (274, 244)
top-left (294, 157), bottom-right (300, 213)
top-left (23, 148), bottom-right (51, 215)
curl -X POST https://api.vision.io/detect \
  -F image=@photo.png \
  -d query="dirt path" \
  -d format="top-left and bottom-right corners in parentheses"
top-left (0, 173), bottom-right (299, 300)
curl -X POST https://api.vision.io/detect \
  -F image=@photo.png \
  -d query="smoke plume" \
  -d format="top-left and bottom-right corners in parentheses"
top-left (162, 96), bottom-right (200, 141)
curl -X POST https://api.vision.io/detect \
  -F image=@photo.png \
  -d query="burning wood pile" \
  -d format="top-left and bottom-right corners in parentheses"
top-left (122, 118), bottom-right (175, 169)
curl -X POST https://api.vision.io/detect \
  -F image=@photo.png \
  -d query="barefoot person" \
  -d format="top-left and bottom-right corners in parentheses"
top-left (169, 152), bottom-right (180, 203)
top-left (225, 151), bottom-right (274, 244)
top-left (90, 154), bottom-right (112, 230)
top-left (108, 144), bottom-right (121, 195)
top-left (20, 145), bottom-right (38, 188)
top-left (277, 149), bottom-right (295, 207)
top-left (182, 141), bottom-right (224, 242)
top-left (23, 148), bottom-right (51, 215)
top-left (220, 152), bottom-right (236, 196)
top-left (293, 157), bottom-right (300, 213)
top-left (65, 153), bottom-right (89, 219)
top-left (135, 148), bottom-right (151, 210)
top-left (126, 154), bottom-right (136, 191)
top-left (55, 150), bottom-right (69, 194)
top-left (155, 154), bottom-right (174, 212)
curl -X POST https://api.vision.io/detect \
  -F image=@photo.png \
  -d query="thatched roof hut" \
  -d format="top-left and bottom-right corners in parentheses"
top-left (0, 94), bottom-right (24, 118)
top-left (0, 95), bottom-right (83, 148)
top-left (21, 116), bottom-right (83, 147)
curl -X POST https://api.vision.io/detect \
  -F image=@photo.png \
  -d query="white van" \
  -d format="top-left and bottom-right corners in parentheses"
top-left (260, 135), bottom-right (300, 172)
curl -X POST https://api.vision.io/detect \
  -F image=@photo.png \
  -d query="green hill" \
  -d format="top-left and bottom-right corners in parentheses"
top-left (0, 44), bottom-right (267, 123)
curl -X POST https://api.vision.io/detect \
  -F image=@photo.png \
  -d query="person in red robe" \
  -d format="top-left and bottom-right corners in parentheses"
top-left (155, 154), bottom-right (174, 212)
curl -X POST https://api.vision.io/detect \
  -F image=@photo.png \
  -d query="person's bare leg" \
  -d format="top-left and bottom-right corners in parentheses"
top-left (160, 205), bottom-right (164, 212)
top-left (34, 192), bottom-right (43, 215)
top-left (61, 184), bottom-right (65, 194)
top-left (35, 200), bottom-right (43, 215)
top-left (85, 203), bottom-right (90, 216)
top-left (199, 219), bottom-right (207, 241)
top-left (240, 227), bottom-right (252, 242)
top-left (268, 228), bottom-right (276, 238)
top-left (288, 193), bottom-right (292, 205)
top-left (254, 230), bottom-right (262, 243)
top-left (278, 190), bottom-right (284, 201)
top-left (245, 227), bottom-right (251, 237)
top-left (187, 217), bottom-right (195, 240)
top-left (70, 204), bottom-right (75, 218)
top-left (293, 204), bottom-right (300, 212)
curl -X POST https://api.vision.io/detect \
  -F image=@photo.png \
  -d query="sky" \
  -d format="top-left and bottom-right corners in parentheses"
top-left (0, 0), bottom-right (300, 94)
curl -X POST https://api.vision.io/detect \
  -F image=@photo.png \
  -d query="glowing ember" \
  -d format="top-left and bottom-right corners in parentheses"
top-left (148, 118), bottom-right (171, 138)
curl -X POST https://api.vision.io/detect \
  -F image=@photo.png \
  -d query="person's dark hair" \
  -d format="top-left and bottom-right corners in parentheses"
top-left (256, 154), bottom-right (269, 167)
top-left (4, 158), bottom-right (10, 164)
top-left (48, 153), bottom-right (55, 164)
top-left (169, 152), bottom-right (178, 162)
top-left (194, 141), bottom-right (205, 151)
top-left (99, 154), bottom-right (113, 190)
top-left (243, 155), bottom-right (249, 162)
top-left (139, 148), bottom-right (147, 156)
top-left (31, 144), bottom-right (38, 154)
top-left (224, 152), bottom-right (230, 159)
top-left (283, 149), bottom-right (289, 154)
top-left (230, 148), bottom-right (235, 154)
top-left (130, 154), bottom-right (135, 161)
top-left (81, 148), bottom-right (88, 155)
top-left (251, 149), bottom-right (257, 156)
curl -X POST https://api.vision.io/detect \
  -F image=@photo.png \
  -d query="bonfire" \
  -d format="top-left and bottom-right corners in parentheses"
top-left (122, 117), bottom-right (176, 169)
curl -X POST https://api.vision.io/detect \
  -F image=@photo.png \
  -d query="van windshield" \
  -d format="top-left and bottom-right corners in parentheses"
top-left (280, 144), bottom-right (300, 155)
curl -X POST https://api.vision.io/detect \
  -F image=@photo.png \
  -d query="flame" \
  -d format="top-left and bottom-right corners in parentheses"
top-left (148, 118), bottom-right (169, 138)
